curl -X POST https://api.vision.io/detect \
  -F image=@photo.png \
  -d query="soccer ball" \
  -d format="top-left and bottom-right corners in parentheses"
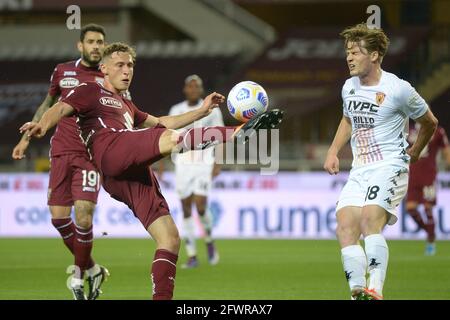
top-left (227, 81), bottom-right (269, 122)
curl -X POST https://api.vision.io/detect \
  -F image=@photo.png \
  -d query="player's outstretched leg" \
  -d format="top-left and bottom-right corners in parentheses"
top-left (233, 109), bottom-right (284, 143)
top-left (169, 109), bottom-right (284, 154)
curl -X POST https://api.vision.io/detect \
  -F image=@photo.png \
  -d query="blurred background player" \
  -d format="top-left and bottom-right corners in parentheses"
top-left (11, 24), bottom-right (109, 300)
top-left (323, 24), bottom-right (437, 300)
top-left (163, 75), bottom-right (223, 268)
top-left (406, 122), bottom-right (450, 255)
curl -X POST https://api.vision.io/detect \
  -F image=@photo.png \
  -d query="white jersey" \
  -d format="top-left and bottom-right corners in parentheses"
top-left (169, 99), bottom-right (224, 166)
top-left (342, 70), bottom-right (428, 168)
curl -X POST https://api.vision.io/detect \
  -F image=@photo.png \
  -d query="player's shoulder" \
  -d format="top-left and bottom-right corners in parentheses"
top-left (54, 60), bottom-right (78, 72)
top-left (71, 81), bottom-right (104, 95)
top-left (341, 77), bottom-right (358, 95)
top-left (382, 71), bottom-right (412, 91)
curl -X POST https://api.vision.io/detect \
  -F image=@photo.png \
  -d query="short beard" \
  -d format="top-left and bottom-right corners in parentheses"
top-left (82, 51), bottom-right (101, 67)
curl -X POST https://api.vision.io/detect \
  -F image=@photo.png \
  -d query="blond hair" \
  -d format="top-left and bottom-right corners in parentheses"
top-left (340, 23), bottom-right (390, 63)
top-left (102, 42), bottom-right (136, 63)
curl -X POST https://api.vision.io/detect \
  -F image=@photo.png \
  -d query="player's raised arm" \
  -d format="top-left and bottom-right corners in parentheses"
top-left (12, 94), bottom-right (58, 160)
top-left (323, 116), bottom-right (352, 175)
top-left (157, 92), bottom-right (225, 129)
top-left (407, 109), bottom-right (438, 163)
top-left (19, 101), bottom-right (75, 139)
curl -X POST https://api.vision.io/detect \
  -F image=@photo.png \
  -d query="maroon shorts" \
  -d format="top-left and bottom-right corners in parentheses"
top-left (99, 127), bottom-right (167, 177)
top-left (102, 166), bottom-right (170, 229)
top-left (97, 126), bottom-right (170, 229)
top-left (406, 183), bottom-right (437, 205)
top-left (48, 154), bottom-right (100, 206)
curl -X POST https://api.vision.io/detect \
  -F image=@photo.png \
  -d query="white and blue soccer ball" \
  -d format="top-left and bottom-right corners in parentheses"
top-left (227, 81), bottom-right (269, 122)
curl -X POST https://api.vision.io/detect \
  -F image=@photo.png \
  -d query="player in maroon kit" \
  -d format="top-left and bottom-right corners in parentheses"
top-left (406, 123), bottom-right (450, 255)
top-left (20, 42), bottom-right (283, 300)
top-left (12, 24), bottom-right (108, 300)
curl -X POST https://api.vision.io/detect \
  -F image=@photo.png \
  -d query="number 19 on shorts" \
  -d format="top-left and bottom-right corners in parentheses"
top-left (82, 170), bottom-right (100, 192)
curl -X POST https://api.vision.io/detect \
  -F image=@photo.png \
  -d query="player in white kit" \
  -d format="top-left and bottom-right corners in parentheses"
top-left (168, 75), bottom-right (223, 268)
top-left (323, 24), bottom-right (438, 300)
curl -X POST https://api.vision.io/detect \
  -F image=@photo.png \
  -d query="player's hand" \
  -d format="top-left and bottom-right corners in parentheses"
top-left (200, 92), bottom-right (225, 116)
top-left (12, 139), bottom-right (30, 160)
top-left (19, 121), bottom-right (46, 139)
top-left (323, 153), bottom-right (340, 175)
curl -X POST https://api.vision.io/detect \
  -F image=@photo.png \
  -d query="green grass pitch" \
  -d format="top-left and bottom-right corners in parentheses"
top-left (0, 239), bottom-right (449, 300)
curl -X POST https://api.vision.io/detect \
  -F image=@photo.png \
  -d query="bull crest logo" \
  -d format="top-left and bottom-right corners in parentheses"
top-left (376, 92), bottom-right (385, 105)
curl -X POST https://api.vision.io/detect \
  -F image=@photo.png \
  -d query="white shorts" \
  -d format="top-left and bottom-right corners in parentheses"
top-left (175, 164), bottom-right (213, 199)
top-left (336, 160), bottom-right (409, 225)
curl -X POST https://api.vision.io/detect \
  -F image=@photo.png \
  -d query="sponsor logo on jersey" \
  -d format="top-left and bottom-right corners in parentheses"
top-left (99, 97), bottom-right (123, 108)
top-left (59, 77), bottom-right (79, 88)
top-left (376, 92), bottom-right (385, 105)
top-left (349, 89), bottom-right (355, 95)
top-left (347, 101), bottom-right (380, 113)
top-left (64, 71), bottom-right (77, 76)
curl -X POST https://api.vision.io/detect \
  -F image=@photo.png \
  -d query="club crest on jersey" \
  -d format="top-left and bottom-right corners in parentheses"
top-left (99, 97), bottom-right (123, 108)
top-left (376, 92), bottom-right (385, 105)
top-left (59, 77), bottom-right (79, 88)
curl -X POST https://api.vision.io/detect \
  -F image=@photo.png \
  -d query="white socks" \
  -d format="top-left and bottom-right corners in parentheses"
top-left (200, 210), bottom-right (213, 243)
top-left (86, 264), bottom-right (101, 278)
top-left (183, 217), bottom-right (197, 257)
top-left (71, 277), bottom-right (84, 289)
top-left (341, 245), bottom-right (367, 290)
top-left (364, 234), bottom-right (388, 296)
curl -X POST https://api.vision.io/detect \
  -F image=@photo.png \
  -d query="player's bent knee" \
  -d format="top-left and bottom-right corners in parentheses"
top-left (74, 200), bottom-right (95, 228)
top-left (158, 129), bottom-right (180, 156)
top-left (158, 232), bottom-right (181, 253)
top-left (336, 225), bottom-right (360, 246)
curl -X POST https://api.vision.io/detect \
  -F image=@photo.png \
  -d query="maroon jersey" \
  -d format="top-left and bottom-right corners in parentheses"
top-left (48, 59), bottom-right (104, 156)
top-left (61, 81), bottom-right (148, 170)
top-left (409, 125), bottom-right (450, 186)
